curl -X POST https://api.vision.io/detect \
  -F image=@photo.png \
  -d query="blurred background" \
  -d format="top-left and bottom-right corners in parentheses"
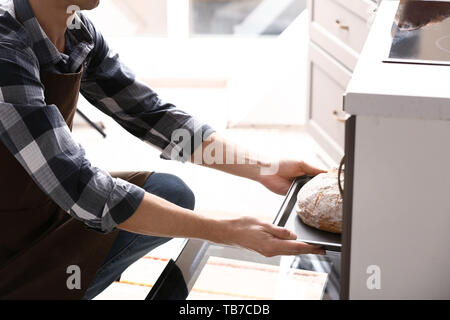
top-left (80, 0), bottom-right (309, 129)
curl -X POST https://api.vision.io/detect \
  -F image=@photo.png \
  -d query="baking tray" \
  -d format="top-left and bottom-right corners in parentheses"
top-left (273, 176), bottom-right (342, 252)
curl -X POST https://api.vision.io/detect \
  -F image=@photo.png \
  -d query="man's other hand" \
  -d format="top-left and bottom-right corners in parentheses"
top-left (258, 159), bottom-right (327, 195)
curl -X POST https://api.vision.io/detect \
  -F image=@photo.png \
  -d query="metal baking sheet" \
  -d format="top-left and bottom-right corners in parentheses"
top-left (273, 176), bottom-right (342, 252)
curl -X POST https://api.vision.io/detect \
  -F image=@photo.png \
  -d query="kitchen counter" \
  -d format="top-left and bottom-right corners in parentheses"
top-left (344, 0), bottom-right (450, 120)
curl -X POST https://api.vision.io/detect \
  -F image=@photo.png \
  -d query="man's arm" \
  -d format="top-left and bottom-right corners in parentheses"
top-left (118, 192), bottom-right (325, 257)
top-left (79, 15), bottom-right (326, 256)
top-left (117, 133), bottom-right (326, 256)
top-left (79, 14), bottom-right (212, 161)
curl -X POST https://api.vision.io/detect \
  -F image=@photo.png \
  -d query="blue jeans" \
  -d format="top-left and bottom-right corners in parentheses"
top-left (83, 172), bottom-right (195, 300)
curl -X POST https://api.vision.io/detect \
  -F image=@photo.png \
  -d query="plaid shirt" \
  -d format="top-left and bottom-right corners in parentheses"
top-left (0, 0), bottom-right (213, 233)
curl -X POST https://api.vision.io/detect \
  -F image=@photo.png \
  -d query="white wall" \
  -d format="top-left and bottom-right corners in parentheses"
top-left (227, 10), bottom-right (309, 126)
top-left (79, 6), bottom-right (309, 128)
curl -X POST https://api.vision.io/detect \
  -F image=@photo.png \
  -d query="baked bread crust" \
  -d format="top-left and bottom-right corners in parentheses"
top-left (296, 172), bottom-right (343, 234)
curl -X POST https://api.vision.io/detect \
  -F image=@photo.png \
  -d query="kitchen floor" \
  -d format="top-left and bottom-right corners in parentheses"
top-left (72, 104), bottom-right (333, 300)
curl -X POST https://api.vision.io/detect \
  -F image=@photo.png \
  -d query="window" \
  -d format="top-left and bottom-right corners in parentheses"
top-left (87, 0), bottom-right (306, 38)
top-left (191, 0), bottom-right (306, 36)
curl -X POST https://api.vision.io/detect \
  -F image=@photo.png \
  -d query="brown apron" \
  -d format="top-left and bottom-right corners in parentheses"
top-left (0, 67), bottom-right (151, 299)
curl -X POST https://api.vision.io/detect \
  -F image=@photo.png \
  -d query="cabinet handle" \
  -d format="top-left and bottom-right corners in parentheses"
top-left (335, 19), bottom-right (350, 31)
top-left (332, 110), bottom-right (348, 123)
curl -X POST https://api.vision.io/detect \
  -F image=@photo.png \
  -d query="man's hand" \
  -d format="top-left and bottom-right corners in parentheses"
top-left (221, 216), bottom-right (326, 257)
top-left (194, 134), bottom-right (327, 195)
top-left (258, 159), bottom-right (327, 195)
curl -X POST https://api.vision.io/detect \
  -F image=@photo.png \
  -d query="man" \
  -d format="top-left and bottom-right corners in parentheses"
top-left (0, 0), bottom-right (325, 299)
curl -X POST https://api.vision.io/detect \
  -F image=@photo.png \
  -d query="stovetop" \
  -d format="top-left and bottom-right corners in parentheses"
top-left (384, 1), bottom-right (450, 66)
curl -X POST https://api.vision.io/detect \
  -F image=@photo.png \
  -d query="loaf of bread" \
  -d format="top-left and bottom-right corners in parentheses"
top-left (295, 171), bottom-right (343, 234)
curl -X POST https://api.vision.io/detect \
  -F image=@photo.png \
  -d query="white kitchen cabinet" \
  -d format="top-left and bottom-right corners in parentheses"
top-left (306, 0), bottom-right (377, 164)
top-left (308, 42), bottom-right (352, 161)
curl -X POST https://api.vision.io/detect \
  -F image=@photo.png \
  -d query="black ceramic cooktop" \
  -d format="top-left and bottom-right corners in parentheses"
top-left (385, 1), bottom-right (450, 66)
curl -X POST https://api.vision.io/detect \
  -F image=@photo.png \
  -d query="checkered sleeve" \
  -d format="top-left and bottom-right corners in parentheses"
top-left (0, 40), bottom-right (145, 233)
top-left (79, 15), bottom-right (215, 163)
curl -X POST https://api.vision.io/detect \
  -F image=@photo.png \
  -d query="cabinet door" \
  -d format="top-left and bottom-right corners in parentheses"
top-left (306, 42), bottom-right (352, 164)
top-left (309, 0), bottom-right (376, 70)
